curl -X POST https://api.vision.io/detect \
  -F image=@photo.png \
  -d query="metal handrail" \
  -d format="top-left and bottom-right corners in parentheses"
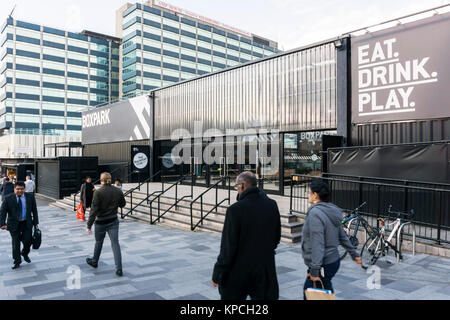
top-left (190, 176), bottom-right (231, 231)
top-left (73, 166), bottom-right (125, 211)
top-left (149, 174), bottom-right (194, 224)
top-left (123, 170), bottom-right (162, 197)
top-left (290, 174), bottom-right (450, 245)
top-left (120, 170), bottom-right (163, 219)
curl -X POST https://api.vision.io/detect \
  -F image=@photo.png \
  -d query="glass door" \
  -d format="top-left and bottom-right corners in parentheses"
top-left (258, 133), bottom-right (280, 193)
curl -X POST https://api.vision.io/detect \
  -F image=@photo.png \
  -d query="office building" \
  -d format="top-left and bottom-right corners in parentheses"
top-left (0, 17), bottom-right (120, 140)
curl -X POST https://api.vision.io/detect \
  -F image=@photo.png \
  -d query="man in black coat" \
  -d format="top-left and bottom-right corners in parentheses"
top-left (212, 171), bottom-right (281, 300)
top-left (1, 177), bottom-right (14, 201)
top-left (80, 176), bottom-right (95, 214)
top-left (0, 181), bottom-right (39, 269)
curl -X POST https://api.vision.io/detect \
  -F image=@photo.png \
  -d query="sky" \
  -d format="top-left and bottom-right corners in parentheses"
top-left (0, 0), bottom-right (449, 50)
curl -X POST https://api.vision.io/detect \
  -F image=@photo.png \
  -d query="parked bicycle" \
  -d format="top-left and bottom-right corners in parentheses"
top-left (360, 205), bottom-right (415, 269)
top-left (338, 202), bottom-right (377, 260)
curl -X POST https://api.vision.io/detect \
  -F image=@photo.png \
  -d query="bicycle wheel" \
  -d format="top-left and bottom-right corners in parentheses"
top-left (361, 235), bottom-right (381, 269)
top-left (339, 218), bottom-right (354, 260)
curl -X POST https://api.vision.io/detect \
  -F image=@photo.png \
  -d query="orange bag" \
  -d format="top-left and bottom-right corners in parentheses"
top-left (76, 204), bottom-right (85, 221)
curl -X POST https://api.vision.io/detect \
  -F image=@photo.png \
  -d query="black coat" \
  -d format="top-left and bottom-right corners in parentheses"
top-left (80, 182), bottom-right (95, 208)
top-left (0, 193), bottom-right (39, 233)
top-left (1, 182), bottom-right (14, 197)
top-left (212, 187), bottom-right (281, 300)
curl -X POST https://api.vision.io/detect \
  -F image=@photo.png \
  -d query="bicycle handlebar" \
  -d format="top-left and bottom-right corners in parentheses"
top-left (387, 205), bottom-right (415, 219)
top-left (357, 202), bottom-right (367, 211)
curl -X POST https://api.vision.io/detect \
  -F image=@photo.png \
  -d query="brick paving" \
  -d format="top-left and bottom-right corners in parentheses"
top-left (0, 200), bottom-right (449, 300)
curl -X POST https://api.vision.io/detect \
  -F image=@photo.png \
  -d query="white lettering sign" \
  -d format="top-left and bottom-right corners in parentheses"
top-left (357, 38), bottom-right (439, 117)
top-left (82, 109), bottom-right (111, 128)
top-left (153, 0), bottom-right (252, 37)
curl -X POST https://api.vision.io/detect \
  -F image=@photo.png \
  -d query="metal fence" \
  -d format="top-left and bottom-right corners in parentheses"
top-left (290, 174), bottom-right (450, 245)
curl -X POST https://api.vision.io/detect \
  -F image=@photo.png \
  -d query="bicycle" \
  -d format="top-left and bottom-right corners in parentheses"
top-left (360, 205), bottom-right (415, 269)
top-left (338, 202), bottom-right (377, 260)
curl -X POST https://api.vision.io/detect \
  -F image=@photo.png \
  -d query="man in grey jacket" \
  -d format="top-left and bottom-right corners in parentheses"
top-left (301, 180), bottom-right (362, 299)
top-left (86, 172), bottom-right (126, 276)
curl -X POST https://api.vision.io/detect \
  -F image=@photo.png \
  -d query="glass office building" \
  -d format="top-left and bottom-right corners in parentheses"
top-left (0, 18), bottom-right (120, 137)
top-left (118, 1), bottom-right (279, 99)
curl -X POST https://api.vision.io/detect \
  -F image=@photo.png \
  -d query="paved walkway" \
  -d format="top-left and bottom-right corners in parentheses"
top-left (0, 201), bottom-right (449, 300)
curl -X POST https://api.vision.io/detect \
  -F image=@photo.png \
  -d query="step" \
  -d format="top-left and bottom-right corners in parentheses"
top-left (60, 189), bottom-right (303, 243)
top-left (121, 200), bottom-right (302, 235)
top-left (56, 195), bottom-right (302, 232)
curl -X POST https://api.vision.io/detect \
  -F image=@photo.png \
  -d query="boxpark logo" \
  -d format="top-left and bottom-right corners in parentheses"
top-left (357, 37), bottom-right (439, 117)
top-left (82, 109), bottom-right (111, 129)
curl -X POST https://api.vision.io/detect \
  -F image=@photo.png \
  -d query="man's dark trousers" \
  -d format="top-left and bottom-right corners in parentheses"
top-left (11, 221), bottom-right (32, 264)
top-left (93, 219), bottom-right (122, 270)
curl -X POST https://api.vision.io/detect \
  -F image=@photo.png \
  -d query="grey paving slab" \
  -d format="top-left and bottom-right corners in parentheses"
top-left (0, 203), bottom-right (449, 300)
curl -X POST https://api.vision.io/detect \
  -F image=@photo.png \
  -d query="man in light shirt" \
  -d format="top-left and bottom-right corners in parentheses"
top-left (24, 176), bottom-right (35, 194)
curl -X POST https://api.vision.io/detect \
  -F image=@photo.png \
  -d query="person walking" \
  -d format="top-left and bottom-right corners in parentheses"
top-left (0, 181), bottom-right (39, 269)
top-left (1, 177), bottom-right (14, 202)
top-left (86, 172), bottom-right (126, 276)
top-left (301, 180), bottom-right (362, 300)
top-left (24, 176), bottom-right (35, 194)
top-left (113, 179), bottom-right (122, 191)
top-left (212, 171), bottom-right (281, 300)
top-left (80, 176), bottom-right (95, 216)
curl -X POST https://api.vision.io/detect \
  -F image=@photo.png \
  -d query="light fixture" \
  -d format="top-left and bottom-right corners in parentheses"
top-left (334, 39), bottom-right (343, 49)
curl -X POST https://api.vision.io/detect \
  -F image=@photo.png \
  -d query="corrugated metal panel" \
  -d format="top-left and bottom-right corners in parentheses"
top-left (153, 42), bottom-right (337, 141)
top-left (83, 140), bottom-right (149, 164)
top-left (351, 119), bottom-right (450, 146)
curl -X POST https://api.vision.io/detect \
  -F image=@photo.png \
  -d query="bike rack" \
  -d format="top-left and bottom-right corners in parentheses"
top-left (397, 221), bottom-right (416, 263)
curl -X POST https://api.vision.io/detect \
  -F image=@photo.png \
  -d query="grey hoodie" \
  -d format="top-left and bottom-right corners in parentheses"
top-left (301, 202), bottom-right (360, 277)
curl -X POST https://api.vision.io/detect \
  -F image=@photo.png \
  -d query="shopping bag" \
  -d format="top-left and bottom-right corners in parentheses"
top-left (76, 204), bottom-right (85, 221)
top-left (304, 279), bottom-right (336, 300)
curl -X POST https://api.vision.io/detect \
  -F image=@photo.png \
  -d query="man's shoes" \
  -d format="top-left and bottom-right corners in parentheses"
top-left (116, 269), bottom-right (123, 277)
top-left (86, 258), bottom-right (98, 268)
top-left (11, 263), bottom-right (21, 270)
top-left (22, 254), bottom-right (31, 263)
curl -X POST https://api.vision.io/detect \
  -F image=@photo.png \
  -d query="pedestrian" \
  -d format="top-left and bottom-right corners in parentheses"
top-left (1, 177), bottom-right (14, 202)
top-left (24, 175), bottom-right (35, 194)
top-left (301, 180), bottom-right (362, 300)
top-left (0, 181), bottom-right (39, 270)
top-left (212, 171), bottom-right (281, 300)
top-left (86, 172), bottom-right (126, 276)
top-left (113, 179), bottom-right (122, 191)
top-left (80, 176), bottom-right (95, 217)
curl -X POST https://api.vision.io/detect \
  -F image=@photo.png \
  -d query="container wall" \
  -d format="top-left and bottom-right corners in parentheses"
top-left (153, 42), bottom-right (338, 141)
top-left (351, 118), bottom-right (450, 146)
top-left (83, 140), bottom-right (149, 165)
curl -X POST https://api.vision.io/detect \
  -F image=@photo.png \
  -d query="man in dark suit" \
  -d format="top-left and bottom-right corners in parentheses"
top-left (1, 177), bottom-right (14, 201)
top-left (0, 181), bottom-right (39, 269)
top-left (212, 171), bottom-right (281, 300)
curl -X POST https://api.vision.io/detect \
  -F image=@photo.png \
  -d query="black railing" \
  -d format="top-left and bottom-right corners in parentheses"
top-left (150, 174), bottom-right (194, 224)
top-left (73, 166), bottom-right (125, 211)
top-left (190, 176), bottom-right (231, 231)
top-left (290, 174), bottom-right (450, 245)
top-left (120, 170), bottom-right (162, 219)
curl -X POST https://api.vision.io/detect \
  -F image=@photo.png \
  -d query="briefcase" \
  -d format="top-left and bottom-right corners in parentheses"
top-left (304, 280), bottom-right (336, 300)
top-left (32, 226), bottom-right (41, 250)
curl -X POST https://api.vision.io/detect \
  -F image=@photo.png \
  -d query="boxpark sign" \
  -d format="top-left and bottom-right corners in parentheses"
top-left (82, 95), bottom-right (151, 145)
top-left (351, 13), bottom-right (450, 123)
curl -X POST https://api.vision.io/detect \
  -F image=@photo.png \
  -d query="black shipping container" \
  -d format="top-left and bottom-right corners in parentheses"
top-left (35, 157), bottom-right (98, 199)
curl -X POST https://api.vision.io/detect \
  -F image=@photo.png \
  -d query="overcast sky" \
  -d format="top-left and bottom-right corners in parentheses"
top-left (1, 0), bottom-right (449, 50)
